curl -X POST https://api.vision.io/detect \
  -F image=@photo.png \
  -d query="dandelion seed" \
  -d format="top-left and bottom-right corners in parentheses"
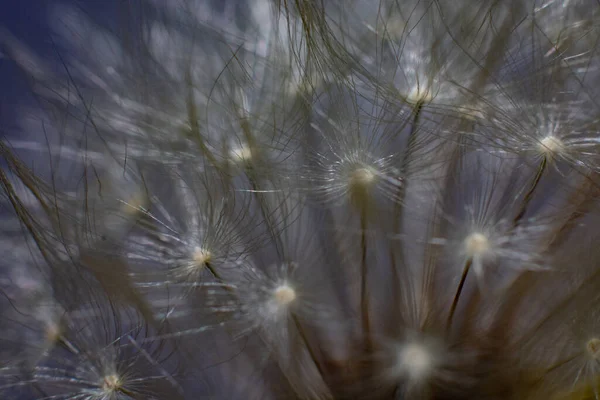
top-left (539, 135), bottom-right (565, 158)
top-left (349, 167), bottom-right (378, 191)
top-left (396, 342), bottom-right (435, 382)
top-left (229, 144), bottom-right (254, 165)
top-left (273, 284), bottom-right (296, 307)
top-left (303, 89), bottom-right (415, 210)
top-left (191, 246), bottom-right (212, 268)
top-left (102, 373), bottom-right (121, 393)
top-left (463, 232), bottom-right (491, 259)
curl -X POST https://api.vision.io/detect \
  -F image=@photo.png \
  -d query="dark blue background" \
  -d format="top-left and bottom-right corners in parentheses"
top-left (0, 1), bottom-right (123, 138)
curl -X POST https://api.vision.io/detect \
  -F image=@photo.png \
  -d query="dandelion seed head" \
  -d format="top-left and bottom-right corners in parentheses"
top-left (395, 342), bottom-right (435, 383)
top-left (401, 343), bottom-right (432, 376)
top-left (229, 144), bottom-right (253, 164)
top-left (314, 145), bottom-right (400, 206)
top-left (191, 246), bottom-right (212, 268)
top-left (102, 373), bottom-right (121, 393)
top-left (6, 0), bottom-right (600, 398)
top-left (257, 282), bottom-right (298, 323)
top-left (348, 166), bottom-right (378, 192)
top-left (407, 83), bottom-right (435, 104)
top-left (539, 135), bottom-right (564, 158)
top-left (464, 232), bottom-right (491, 259)
top-left (273, 284), bottom-right (296, 307)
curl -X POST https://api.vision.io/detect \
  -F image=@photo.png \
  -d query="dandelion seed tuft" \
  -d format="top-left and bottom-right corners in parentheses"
top-left (349, 167), bottom-right (378, 189)
top-left (229, 144), bottom-right (254, 165)
top-left (397, 342), bottom-right (434, 382)
top-left (539, 135), bottom-right (564, 159)
top-left (191, 246), bottom-right (212, 268)
top-left (464, 232), bottom-right (491, 259)
top-left (102, 373), bottom-right (121, 393)
top-left (273, 284), bottom-right (297, 307)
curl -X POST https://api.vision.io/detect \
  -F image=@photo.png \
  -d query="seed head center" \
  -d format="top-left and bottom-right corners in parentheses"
top-left (539, 135), bottom-right (563, 156)
top-left (464, 232), bottom-right (490, 257)
top-left (273, 285), bottom-right (296, 306)
top-left (192, 246), bottom-right (212, 267)
top-left (102, 374), bottom-right (121, 392)
top-left (229, 145), bottom-right (253, 164)
top-left (399, 343), bottom-right (433, 379)
top-left (587, 338), bottom-right (600, 358)
top-left (350, 167), bottom-right (376, 188)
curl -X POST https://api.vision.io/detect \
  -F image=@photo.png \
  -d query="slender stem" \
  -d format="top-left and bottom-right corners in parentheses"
top-left (359, 205), bottom-right (371, 352)
top-left (512, 157), bottom-right (547, 228)
top-left (446, 258), bottom-right (473, 333)
top-left (389, 101), bottom-right (424, 319)
top-left (392, 100), bottom-right (424, 233)
top-left (204, 262), bottom-right (221, 282)
top-left (544, 351), bottom-right (584, 374)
